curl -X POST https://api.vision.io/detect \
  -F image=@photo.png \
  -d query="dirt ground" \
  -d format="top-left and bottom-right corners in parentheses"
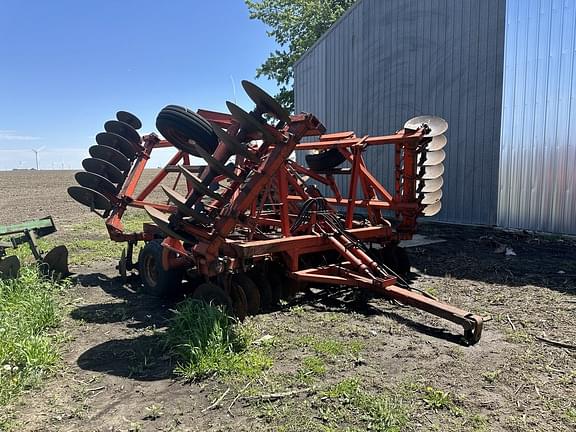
top-left (1, 170), bottom-right (575, 432)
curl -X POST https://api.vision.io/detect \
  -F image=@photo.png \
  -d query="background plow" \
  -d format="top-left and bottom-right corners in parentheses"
top-left (67, 81), bottom-right (483, 344)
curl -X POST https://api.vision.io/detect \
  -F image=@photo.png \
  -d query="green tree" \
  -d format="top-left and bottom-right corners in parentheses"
top-left (245, 0), bottom-right (356, 111)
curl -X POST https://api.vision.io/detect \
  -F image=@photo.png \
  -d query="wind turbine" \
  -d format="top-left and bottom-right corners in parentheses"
top-left (31, 146), bottom-right (46, 170)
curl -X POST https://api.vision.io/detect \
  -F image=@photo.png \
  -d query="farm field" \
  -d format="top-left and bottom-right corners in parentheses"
top-left (1, 169), bottom-right (575, 432)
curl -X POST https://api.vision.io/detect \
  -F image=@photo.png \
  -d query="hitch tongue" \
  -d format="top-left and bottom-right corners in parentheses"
top-left (383, 285), bottom-right (484, 345)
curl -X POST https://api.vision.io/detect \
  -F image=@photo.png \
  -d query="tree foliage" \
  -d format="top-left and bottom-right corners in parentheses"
top-left (246, 0), bottom-right (356, 111)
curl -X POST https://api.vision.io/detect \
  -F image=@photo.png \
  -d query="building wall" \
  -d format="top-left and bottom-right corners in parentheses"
top-left (498, 0), bottom-right (576, 234)
top-left (294, 0), bottom-right (506, 225)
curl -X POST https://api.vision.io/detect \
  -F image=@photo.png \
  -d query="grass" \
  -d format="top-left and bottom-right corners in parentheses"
top-left (320, 378), bottom-right (409, 431)
top-left (0, 266), bottom-right (68, 407)
top-left (166, 299), bottom-right (272, 381)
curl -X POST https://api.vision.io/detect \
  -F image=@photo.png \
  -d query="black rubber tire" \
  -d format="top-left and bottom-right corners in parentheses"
top-left (156, 105), bottom-right (218, 156)
top-left (138, 240), bottom-right (183, 297)
top-left (305, 149), bottom-right (347, 171)
top-left (192, 282), bottom-right (233, 312)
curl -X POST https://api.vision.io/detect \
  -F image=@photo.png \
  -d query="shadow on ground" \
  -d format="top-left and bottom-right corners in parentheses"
top-left (411, 222), bottom-right (576, 294)
top-left (71, 272), bottom-right (176, 381)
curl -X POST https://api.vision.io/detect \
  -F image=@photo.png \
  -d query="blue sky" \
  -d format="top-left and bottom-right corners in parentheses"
top-left (0, 0), bottom-right (278, 170)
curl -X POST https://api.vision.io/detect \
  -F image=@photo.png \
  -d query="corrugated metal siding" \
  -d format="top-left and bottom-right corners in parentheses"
top-left (295, 0), bottom-right (506, 225)
top-left (498, 0), bottom-right (576, 234)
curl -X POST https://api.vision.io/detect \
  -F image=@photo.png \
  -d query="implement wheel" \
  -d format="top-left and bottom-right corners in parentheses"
top-left (156, 105), bottom-right (218, 156)
top-left (305, 149), bottom-right (346, 171)
top-left (138, 240), bottom-right (183, 297)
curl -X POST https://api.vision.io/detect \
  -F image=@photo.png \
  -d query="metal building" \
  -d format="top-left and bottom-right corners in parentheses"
top-left (294, 0), bottom-right (576, 235)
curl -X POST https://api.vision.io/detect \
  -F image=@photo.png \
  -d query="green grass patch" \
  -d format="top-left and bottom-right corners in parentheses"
top-left (0, 266), bottom-right (68, 406)
top-left (166, 299), bottom-right (272, 381)
top-left (320, 378), bottom-right (409, 431)
top-left (300, 356), bottom-right (326, 377)
top-left (296, 336), bottom-right (364, 358)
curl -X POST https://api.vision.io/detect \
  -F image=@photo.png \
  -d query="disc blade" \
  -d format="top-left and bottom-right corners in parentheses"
top-left (211, 123), bottom-right (259, 163)
top-left (178, 166), bottom-right (223, 201)
top-left (404, 116), bottom-right (448, 137)
top-left (68, 186), bottom-right (111, 211)
top-left (188, 140), bottom-right (242, 182)
top-left (422, 200), bottom-right (442, 216)
top-left (116, 111), bottom-right (142, 130)
top-left (418, 163), bottom-right (444, 180)
top-left (417, 177), bottom-right (444, 193)
top-left (161, 186), bottom-right (213, 225)
top-left (226, 101), bottom-right (275, 142)
top-left (419, 150), bottom-right (446, 166)
top-left (419, 189), bottom-right (443, 205)
top-left (42, 245), bottom-right (70, 278)
top-left (425, 134), bottom-right (447, 151)
top-left (104, 120), bottom-right (141, 145)
top-left (144, 205), bottom-right (192, 243)
top-left (89, 145), bottom-right (131, 172)
top-left (0, 255), bottom-right (20, 279)
top-left (75, 171), bottom-right (116, 195)
top-left (82, 158), bottom-right (125, 184)
top-left (241, 80), bottom-right (291, 124)
top-left (95, 132), bottom-right (137, 159)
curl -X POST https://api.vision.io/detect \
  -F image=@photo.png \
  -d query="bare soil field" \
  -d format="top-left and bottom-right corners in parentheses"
top-left (1, 170), bottom-right (575, 432)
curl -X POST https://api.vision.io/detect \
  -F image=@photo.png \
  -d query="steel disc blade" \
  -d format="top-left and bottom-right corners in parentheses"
top-left (42, 245), bottom-right (70, 278)
top-left (104, 120), bottom-right (141, 145)
top-left (116, 111), bottom-right (142, 130)
top-left (82, 158), bottom-right (125, 184)
top-left (241, 80), bottom-right (291, 124)
top-left (422, 200), bottom-right (442, 216)
top-left (75, 171), bottom-right (116, 195)
top-left (68, 186), bottom-right (111, 211)
top-left (161, 186), bottom-right (213, 224)
top-left (95, 132), bottom-right (137, 159)
top-left (178, 166), bottom-right (223, 201)
top-left (404, 116), bottom-right (448, 137)
top-left (144, 205), bottom-right (192, 242)
top-left (188, 140), bottom-right (242, 182)
top-left (417, 177), bottom-right (444, 193)
top-left (211, 123), bottom-right (259, 163)
top-left (0, 255), bottom-right (21, 279)
top-left (426, 134), bottom-right (447, 151)
top-left (419, 149), bottom-right (446, 166)
top-left (89, 145), bottom-right (131, 172)
top-left (226, 101), bottom-right (275, 142)
top-left (418, 163), bottom-right (444, 180)
top-left (419, 189), bottom-right (443, 205)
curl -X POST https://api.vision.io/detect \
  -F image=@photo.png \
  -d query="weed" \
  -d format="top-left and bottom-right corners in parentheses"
top-left (302, 356), bottom-right (326, 375)
top-left (321, 378), bottom-right (408, 431)
top-left (564, 407), bottom-right (576, 424)
top-left (166, 299), bottom-right (272, 381)
top-left (469, 414), bottom-right (489, 431)
top-left (422, 386), bottom-right (452, 410)
top-left (505, 330), bottom-right (532, 344)
top-left (0, 266), bottom-right (68, 406)
top-left (144, 403), bottom-right (163, 420)
top-left (482, 369), bottom-right (501, 383)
